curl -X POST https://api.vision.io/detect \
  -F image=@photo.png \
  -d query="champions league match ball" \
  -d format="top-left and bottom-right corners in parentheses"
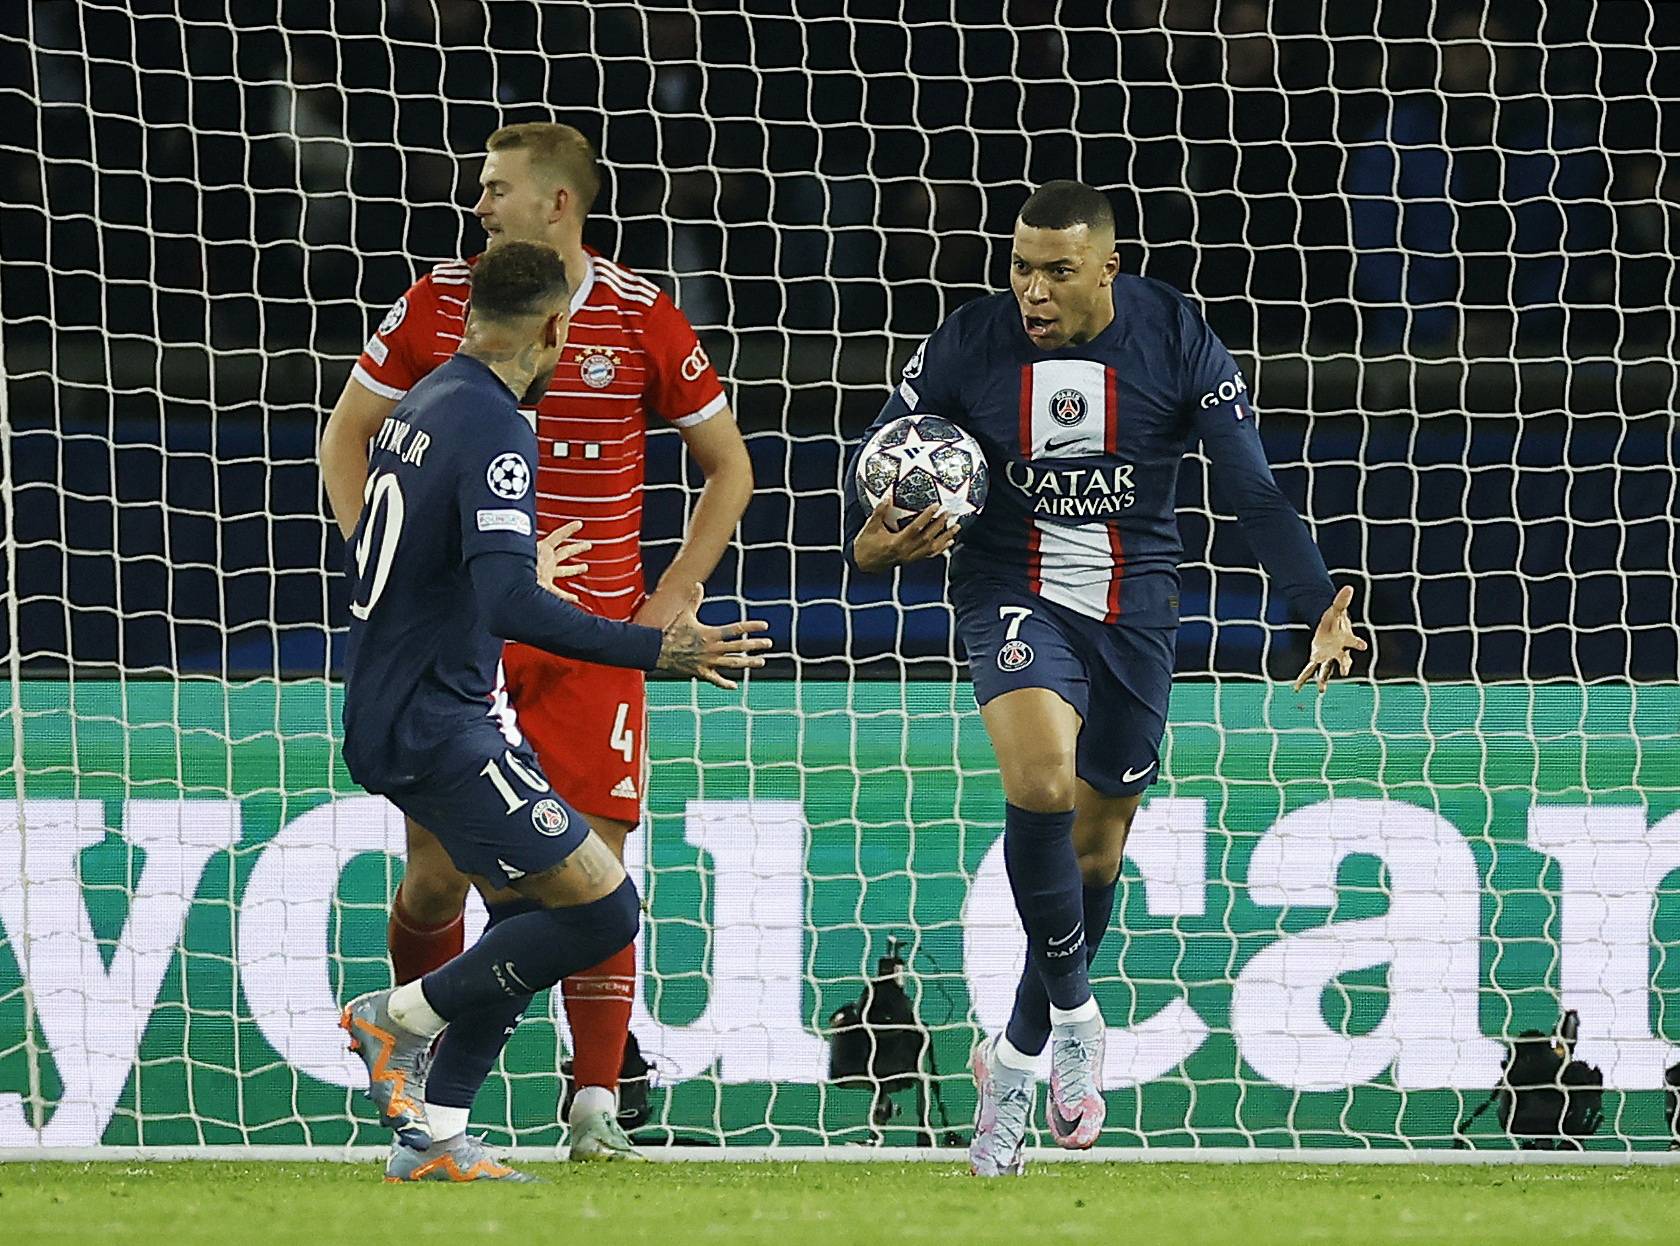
top-left (855, 413), bottom-right (990, 533)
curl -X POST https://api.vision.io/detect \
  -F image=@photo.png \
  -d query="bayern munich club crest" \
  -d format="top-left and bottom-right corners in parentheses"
top-left (1049, 388), bottom-right (1088, 427)
top-left (579, 349), bottom-right (618, 389)
top-left (998, 639), bottom-right (1034, 672)
top-left (531, 798), bottom-right (570, 836)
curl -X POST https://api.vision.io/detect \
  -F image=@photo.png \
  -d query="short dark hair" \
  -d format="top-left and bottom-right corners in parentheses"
top-left (470, 241), bottom-right (570, 323)
top-left (1018, 180), bottom-right (1116, 235)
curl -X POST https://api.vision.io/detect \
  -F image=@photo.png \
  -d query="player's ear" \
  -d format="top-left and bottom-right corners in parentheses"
top-left (1099, 247), bottom-right (1121, 286)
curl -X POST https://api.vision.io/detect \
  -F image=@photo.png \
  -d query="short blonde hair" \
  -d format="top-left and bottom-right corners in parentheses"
top-left (486, 122), bottom-right (602, 213)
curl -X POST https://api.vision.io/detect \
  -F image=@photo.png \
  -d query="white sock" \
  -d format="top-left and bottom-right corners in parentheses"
top-left (386, 981), bottom-right (447, 1038)
top-left (570, 1085), bottom-right (617, 1123)
top-left (424, 1103), bottom-right (470, 1143)
top-left (993, 1034), bottom-right (1040, 1075)
top-left (1049, 996), bottom-right (1101, 1028)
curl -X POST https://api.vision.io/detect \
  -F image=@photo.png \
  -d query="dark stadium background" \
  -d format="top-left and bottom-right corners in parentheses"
top-left (2, 0), bottom-right (1675, 682)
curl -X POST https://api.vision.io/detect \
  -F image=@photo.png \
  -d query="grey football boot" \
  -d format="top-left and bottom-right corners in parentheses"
top-left (1046, 1010), bottom-right (1107, 1149)
top-left (968, 1034), bottom-right (1034, 1177)
top-left (340, 989), bottom-right (434, 1150)
top-left (385, 1133), bottom-right (535, 1183)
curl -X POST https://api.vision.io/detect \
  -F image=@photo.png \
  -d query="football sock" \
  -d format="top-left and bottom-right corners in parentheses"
top-left (1050, 997), bottom-right (1101, 1027)
top-left (994, 1033), bottom-right (1039, 1075)
top-left (1002, 803), bottom-right (1090, 1017)
top-left (1005, 868), bottom-right (1118, 1055)
top-left (570, 1085), bottom-right (617, 1123)
top-left (418, 878), bottom-right (640, 1022)
top-left (562, 942), bottom-right (636, 1091)
top-left (387, 887), bottom-right (465, 985)
top-left (423, 898), bottom-right (541, 1121)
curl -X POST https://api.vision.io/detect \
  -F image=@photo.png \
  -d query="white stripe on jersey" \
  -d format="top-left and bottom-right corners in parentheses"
top-left (1024, 358), bottom-right (1116, 621)
top-left (1027, 358), bottom-right (1108, 458)
top-left (1034, 523), bottom-right (1116, 620)
top-left (670, 392), bottom-right (728, 427)
top-left (595, 265), bottom-right (659, 307)
top-left (594, 257), bottom-right (661, 301)
top-left (351, 363), bottom-right (407, 400)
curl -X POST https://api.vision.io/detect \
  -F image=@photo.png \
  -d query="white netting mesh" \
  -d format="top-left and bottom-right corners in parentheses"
top-left (2, 0), bottom-right (1678, 1153)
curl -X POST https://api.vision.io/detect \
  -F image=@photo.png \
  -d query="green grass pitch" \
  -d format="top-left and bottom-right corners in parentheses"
top-left (6, 1161), bottom-right (1680, 1245)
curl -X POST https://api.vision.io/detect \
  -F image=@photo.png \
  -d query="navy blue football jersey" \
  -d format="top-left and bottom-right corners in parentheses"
top-left (845, 275), bottom-right (1336, 629)
top-left (341, 354), bottom-right (548, 790)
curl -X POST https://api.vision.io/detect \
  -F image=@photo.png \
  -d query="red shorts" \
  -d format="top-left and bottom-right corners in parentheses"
top-left (500, 642), bottom-right (648, 825)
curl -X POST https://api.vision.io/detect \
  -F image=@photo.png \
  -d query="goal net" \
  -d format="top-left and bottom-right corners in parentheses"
top-left (3, 1), bottom-right (1678, 1156)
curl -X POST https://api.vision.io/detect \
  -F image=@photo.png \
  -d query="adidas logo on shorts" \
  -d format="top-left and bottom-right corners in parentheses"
top-left (611, 776), bottom-right (638, 800)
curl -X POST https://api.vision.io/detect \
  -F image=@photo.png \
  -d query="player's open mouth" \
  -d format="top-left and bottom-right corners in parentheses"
top-left (1023, 315), bottom-right (1057, 339)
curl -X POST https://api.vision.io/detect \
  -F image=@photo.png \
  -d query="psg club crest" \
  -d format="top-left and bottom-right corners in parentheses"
top-left (1049, 388), bottom-right (1088, 427)
top-left (578, 349), bottom-right (619, 389)
top-left (997, 639), bottom-right (1034, 672)
top-left (531, 798), bottom-right (570, 836)
top-left (486, 452), bottom-right (530, 500)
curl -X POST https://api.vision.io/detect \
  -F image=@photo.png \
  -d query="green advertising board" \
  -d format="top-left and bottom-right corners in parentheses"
top-left (3, 679), bottom-right (1679, 1151)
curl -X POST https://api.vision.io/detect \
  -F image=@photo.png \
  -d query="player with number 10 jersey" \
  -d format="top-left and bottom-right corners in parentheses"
top-left (354, 196), bottom-right (732, 824)
top-left (322, 122), bottom-right (753, 1162)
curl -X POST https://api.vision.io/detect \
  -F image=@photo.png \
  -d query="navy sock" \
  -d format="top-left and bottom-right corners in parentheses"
top-left (1006, 872), bottom-right (1120, 1055)
top-left (424, 898), bottom-right (541, 1112)
top-left (1001, 803), bottom-right (1089, 1018)
top-left (421, 878), bottom-right (640, 1021)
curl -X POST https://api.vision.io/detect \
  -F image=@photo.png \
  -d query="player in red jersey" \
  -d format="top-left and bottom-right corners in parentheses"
top-left (320, 123), bottom-right (753, 1164)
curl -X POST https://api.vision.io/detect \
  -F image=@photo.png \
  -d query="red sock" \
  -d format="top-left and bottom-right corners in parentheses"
top-left (387, 888), bottom-right (465, 985)
top-left (562, 942), bottom-right (635, 1088)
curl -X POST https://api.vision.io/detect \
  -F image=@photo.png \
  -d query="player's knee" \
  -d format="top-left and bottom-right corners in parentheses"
top-left (1076, 846), bottom-right (1124, 888)
top-left (593, 876), bottom-right (641, 954)
top-left (1004, 768), bottom-right (1077, 813)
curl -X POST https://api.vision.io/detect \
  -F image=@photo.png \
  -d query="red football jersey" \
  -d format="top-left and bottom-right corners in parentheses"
top-left (351, 248), bottom-right (728, 620)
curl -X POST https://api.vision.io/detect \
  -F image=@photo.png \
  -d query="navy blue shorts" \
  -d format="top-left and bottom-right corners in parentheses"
top-left (952, 577), bottom-right (1174, 797)
top-left (380, 723), bottom-right (590, 890)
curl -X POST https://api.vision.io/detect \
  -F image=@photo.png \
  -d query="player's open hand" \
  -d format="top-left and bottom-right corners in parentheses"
top-left (536, 521), bottom-right (591, 604)
top-left (852, 501), bottom-right (960, 574)
top-left (1294, 585), bottom-right (1369, 694)
top-left (656, 585), bottom-right (773, 690)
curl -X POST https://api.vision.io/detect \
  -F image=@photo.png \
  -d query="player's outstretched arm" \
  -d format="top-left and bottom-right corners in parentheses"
top-left (471, 551), bottom-right (770, 681)
top-left (653, 584), bottom-right (773, 690)
top-left (1294, 585), bottom-right (1369, 694)
top-left (850, 500), bottom-right (959, 574)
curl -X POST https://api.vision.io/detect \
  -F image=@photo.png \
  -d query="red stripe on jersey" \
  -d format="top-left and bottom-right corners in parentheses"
top-left (1106, 525), bottom-right (1126, 622)
top-left (1018, 365), bottom-right (1043, 593)
top-left (1104, 366), bottom-right (1119, 455)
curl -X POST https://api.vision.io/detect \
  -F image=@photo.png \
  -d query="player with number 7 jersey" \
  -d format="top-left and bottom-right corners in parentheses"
top-left (321, 123), bottom-right (754, 1165)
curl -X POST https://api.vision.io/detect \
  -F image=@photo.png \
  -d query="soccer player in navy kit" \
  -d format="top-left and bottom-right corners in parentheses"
top-left (845, 182), bottom-right (1365, 1175)
top-left (337, 242), bottom-right (769, 1181)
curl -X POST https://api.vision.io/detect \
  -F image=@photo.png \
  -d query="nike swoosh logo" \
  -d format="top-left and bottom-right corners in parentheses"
top-left (1043, 437), bottom-right (1084, 455)
top-left (1047, 925), bottom-right (1084, 949)
top-left (1122, 762), bottom-right (1157, 784)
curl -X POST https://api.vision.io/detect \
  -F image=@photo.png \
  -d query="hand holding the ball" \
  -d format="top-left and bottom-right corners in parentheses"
top-left (853, 500), bottom-right (960, 573)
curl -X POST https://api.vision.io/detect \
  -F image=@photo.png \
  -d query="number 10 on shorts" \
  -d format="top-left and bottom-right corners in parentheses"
top-left (480, 750), bottom-right (549, 814)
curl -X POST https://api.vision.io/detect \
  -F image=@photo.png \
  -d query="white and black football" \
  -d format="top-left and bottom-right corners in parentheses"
top-left (855, 414), bottom-right (990, 533)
